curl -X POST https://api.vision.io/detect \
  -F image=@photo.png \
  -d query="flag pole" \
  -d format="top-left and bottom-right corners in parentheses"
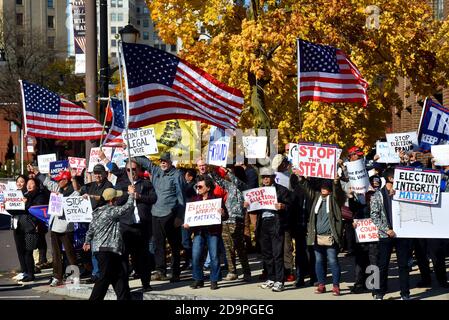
top-left (118, 41), bottom-right (134, 185)
top-left (99, 98), bottom-right (110, 148)
top-left (296, 38), bottom-right (302, 133)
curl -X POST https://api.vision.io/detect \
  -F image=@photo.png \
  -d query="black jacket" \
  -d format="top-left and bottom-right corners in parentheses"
top-left (291, 184), bottom-right (311, 236)
top-left (19, 190), bottom-right (47, 233)
top-left (80, 179), bottom-right (114, 210)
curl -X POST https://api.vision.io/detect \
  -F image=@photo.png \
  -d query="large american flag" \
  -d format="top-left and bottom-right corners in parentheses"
top-left (297, 39), bottom-right (368, 106)
top-left (103, 98), bottom-right (125, 147)
top-left (20, 80), bottom-right (103, 140)
top-left (121, 42), bottom-right (244, 130)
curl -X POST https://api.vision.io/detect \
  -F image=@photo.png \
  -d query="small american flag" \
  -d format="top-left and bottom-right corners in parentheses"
top-left (121, 42), bottom-right (244, 130)
top-left (103, 98), bottom-right (125, 147)
top-left (20, 80), bottom-right (103, 140)
top-left (297, 39), bottom-right (368, 106)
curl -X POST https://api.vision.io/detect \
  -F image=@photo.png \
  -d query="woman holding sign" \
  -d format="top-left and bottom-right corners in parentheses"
top-left (183, 175), bottom-right (228, 290)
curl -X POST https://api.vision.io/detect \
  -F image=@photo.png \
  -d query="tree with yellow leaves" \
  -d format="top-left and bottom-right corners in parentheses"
top-left (146, 0), bottom-right (449, 152)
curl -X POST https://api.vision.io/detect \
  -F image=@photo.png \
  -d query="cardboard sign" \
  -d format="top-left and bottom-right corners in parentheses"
top-left (417, 98), bottom-right (449, 152)
top-left (63, 196), bottom-right (93, 223)
top-left (207, 126), bottom-right (230, 167)
top-left (287, 143), bottom-right (300, 169)
top-left (392, 193), bottom-right (449, 238)
top-left (376, 141), bottom-right (400, 163)
top-left (4, 190), bottom-right (25, 210)
top-left (122, 128), bottom-right (158, 157)
top-left (243, 187), bottom-right (277, 212)
top-left (346, 159), bottom-right (370, 193)
top-left (431, 145), bottom-right (449, 166)
top-left (88, 147), bottom-right (113, 172)
top-left (242, 136), bottom-right (267, 159)
top-left (49, 160), bottom-right (69, 178)
top-left (48, 192), bottom-right (64, 216)
top-left (0, 193), bottom-right (9, 215)
top-left (38, 153), bottom-right (57, 174)
top-left (111, 147), bottom-right (127, 168)
top-left (354, 218), bottom-right (379, 243)
top-left (68, 157), bottom-right (87, 176)
top-left (393, 167), bottom-right (441, 205)
top-left (184, 198), bottom-right (222, 227)
top-left (296, 143), bottom-right (338, 179)
top-left (386, 132), bottom-right (418, 153)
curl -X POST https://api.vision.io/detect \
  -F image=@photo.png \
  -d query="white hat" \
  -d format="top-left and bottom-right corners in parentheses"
top-left (259, 167), bottom-right (275, 176)
top-left (271, 154), bottom-right (286, 170)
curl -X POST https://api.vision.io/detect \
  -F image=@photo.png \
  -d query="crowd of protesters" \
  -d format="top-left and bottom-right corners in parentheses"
top-left (6, 145), bottom-right (449, 300)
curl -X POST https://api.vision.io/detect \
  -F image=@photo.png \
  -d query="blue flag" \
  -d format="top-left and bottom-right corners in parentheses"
top-left (418, 98), bottom-right (449, 152)
top-left (29, 205), bottom-right (50, 227)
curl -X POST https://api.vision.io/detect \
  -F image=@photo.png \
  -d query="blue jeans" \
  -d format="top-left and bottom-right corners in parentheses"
top-left (92, 254), bottom-right (100, 278)
top-left (204, 236), bottom-right (227, 269)
top-left (192, 232), bottom-right (221, 282)
top-left (314, 244), bottom-right (341, 286)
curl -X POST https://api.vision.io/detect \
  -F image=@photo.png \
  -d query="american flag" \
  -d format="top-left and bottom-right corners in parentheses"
top-left (121, 42), bottom-right (244, 130)
top-left (20, 80), bottom-right (103, 140)
top-left (297, 39), bottom-right (368, 106)
top-left (103, 98), bottom-right (125, 147)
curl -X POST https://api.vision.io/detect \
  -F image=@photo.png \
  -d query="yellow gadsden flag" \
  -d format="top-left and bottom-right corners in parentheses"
top-left (144, 120), bottom-right (201, 164)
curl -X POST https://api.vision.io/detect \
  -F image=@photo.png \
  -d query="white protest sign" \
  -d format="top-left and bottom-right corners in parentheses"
top-left (242, 136), bottom-right (267, 159)
top-left (296, 143), bottom-right (338, 179)
top-left (207, 126), bottom-right (230, 167)
top-left (0, 194), bottom-right (9, 215)
top-left (275, 172), bottom-right (290, 189)
top-left (376, 141), bottom-right (400, 163)
top-left (122, 128), bottom-right (158, 157)
top-left (63, 196), bottom-right (93, 223)
top-left (0, 183), bottom-right (7, 193)
top-left (88, 147), bottom-right (113, 172)
top-left (386, 132), bottom-right (419, 153)
top-left (111, 147), bottom-right (127, 168)
top-left (346, 159), bottom-right (370, 193)
top-left (68, 157), bottom-right (87, 176)
top-left (4, 190), bottom-right (25, 210)
top-left (431, 145), bottom-right (449, 166)
top-left (392, 193), bottom-right (449, 238)
top-left (38, 153), bottom-right (57, 174)
top-left (48, 192), bottom-right (64, 216)
top-left (184, 198), bottom-right (222, 227)
top-left (393, 167), bottom-right (441, 205)
top-left (288, 143), bottom-right (299, 168)
top-left (243, 187), bottom-right (277, 212)
top-left (354, 218), bottom-right (379, 243)
top-left (108, 173), bottom-right (117, 186)
top-left (6, 181), bottom-right (17, 190)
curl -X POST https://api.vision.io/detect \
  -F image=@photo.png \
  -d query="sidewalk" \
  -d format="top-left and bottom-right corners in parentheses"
top-left (29, 254), bottom-right (449, 300)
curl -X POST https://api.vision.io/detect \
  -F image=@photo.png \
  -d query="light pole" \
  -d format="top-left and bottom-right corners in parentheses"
top-left (119, 24), bottom-right (140, 44)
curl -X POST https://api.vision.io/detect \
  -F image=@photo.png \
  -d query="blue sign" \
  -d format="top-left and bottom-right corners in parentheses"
top-left (49, 160), bottom-right (69, 178)
top-left (29, 205), bottom-right (50, 227)
top-left (418, 98), bottom-right (449, 152)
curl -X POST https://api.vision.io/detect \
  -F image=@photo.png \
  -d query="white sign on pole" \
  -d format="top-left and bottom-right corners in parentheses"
top-left (242, 136), bottom-right (267, 159)
top-left (108, 173), bottom-right (117, 186)
top-left (431, 145), bottom-right (449, 166)
top-left (386, 132), bottom-right (419, 153)
top-left (88, 147), bottom-right (113, 172)
top-left (207, 126), bottom-right (230, 167)
top-left (4, 190), bottom-right (24, 210)
top-left (184, 198), bottom-right (222, 227)
top-left (376, 141), bottom-right (400, 163)
top-left (48, 192), bottom-right (64, 217)
top-left (392, 193), bottom-right (449, 238)
top-left (288, 143), bottom-right (299, 169)
top-left (243, 187), bottom-right (277, 212)
top-left (346, 159), bottom-right (370, 193)
top-left (354, 218), bottom-right (379, 243)
top-left (63, 196), bottom-right (93, 223)
top-left (275, 172), bottom-right (290, 189)
top-left (68, 157), bottom-right (87, 176)
top-left (296, 143), bottom-right (338, 179)
top-left (393, 167), bottom-right (441, 205)
top-left (122, 128), bottom-right (158, 157)
top-left (111, 147), bottom-right (127, 168)
top-left (38, 153), bottom-right (57, 174)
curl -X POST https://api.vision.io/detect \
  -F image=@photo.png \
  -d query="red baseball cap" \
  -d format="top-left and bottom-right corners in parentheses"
top-left (348, 146), bottom-right (364, 156)
top-left (54, 170), bottom-right (72, 181)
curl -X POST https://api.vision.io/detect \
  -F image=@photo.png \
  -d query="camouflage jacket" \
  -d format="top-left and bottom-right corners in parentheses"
top-left (211, 172), bottom-right (245, 224)
top-left (369, 189), bottom-right (391, 238)
top-left (85, 195), bottom-right (134, 255)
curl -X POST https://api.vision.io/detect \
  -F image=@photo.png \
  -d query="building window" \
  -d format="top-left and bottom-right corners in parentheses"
top-left (118, 26), bottom-right (123, 32)
top-left (47, 36), bottom-right (55, 49)
top-left (47, 16), bottom-right (54, 29)
top-left (111, 40), bottom-right (116, 47)
top-left (143, 20), bottom-right (149, 28)
top-left (16, 13), bottom-right (23, 26)
top-left (10, 122), bottom-right (18, 133)
top-left (48, 0), bottom-right (53, 8)
top-left (143, 32), bottom-right (149, 40)
top-left (117, 13), bottom-right (123, 21)
top-left (143, 6), bottom-right (149, 14)
top-left (153, 32), bottom-right (158, 41)
top-left (17, 35), bottom-right (24, 47)
top-left (16, 0), bottom-right (23, 5)
top-left (161, 44), bottom-right (166, 51)
top-left (111, 13), bottom-right (117, 21)
top-left (117, 0), bottom-right (123, 8)
top-left (433, 0), bottom-right (444, 20)
top-left (111, 27), bottom-right (116, 34)
top-left (110, 0), bottom-right (116, 7)
top-left (137, 20), bottom-right (141, 26)
top-left (137, 6), bottom-right (141, 13)
top-left (111, 52), bottom-right (117, 57)
top-left (171, 44), bottom-right (177, 52)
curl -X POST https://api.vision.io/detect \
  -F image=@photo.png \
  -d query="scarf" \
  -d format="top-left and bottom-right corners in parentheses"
top-left (315, 195), bottom-right (330, 215)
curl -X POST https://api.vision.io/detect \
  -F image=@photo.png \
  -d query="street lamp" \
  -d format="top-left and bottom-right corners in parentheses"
top-left (119, 24), bottom-right (140, 43)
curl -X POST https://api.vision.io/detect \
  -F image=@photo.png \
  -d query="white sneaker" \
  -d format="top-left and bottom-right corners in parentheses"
top-left (49, 278), bottom-right (63, 287)
top-left (260, 280), bottom-right (275, 289)
top-left (272, 282), bottom-right (285, 292)
top-left (13, 273), bottom-right (25, 281)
